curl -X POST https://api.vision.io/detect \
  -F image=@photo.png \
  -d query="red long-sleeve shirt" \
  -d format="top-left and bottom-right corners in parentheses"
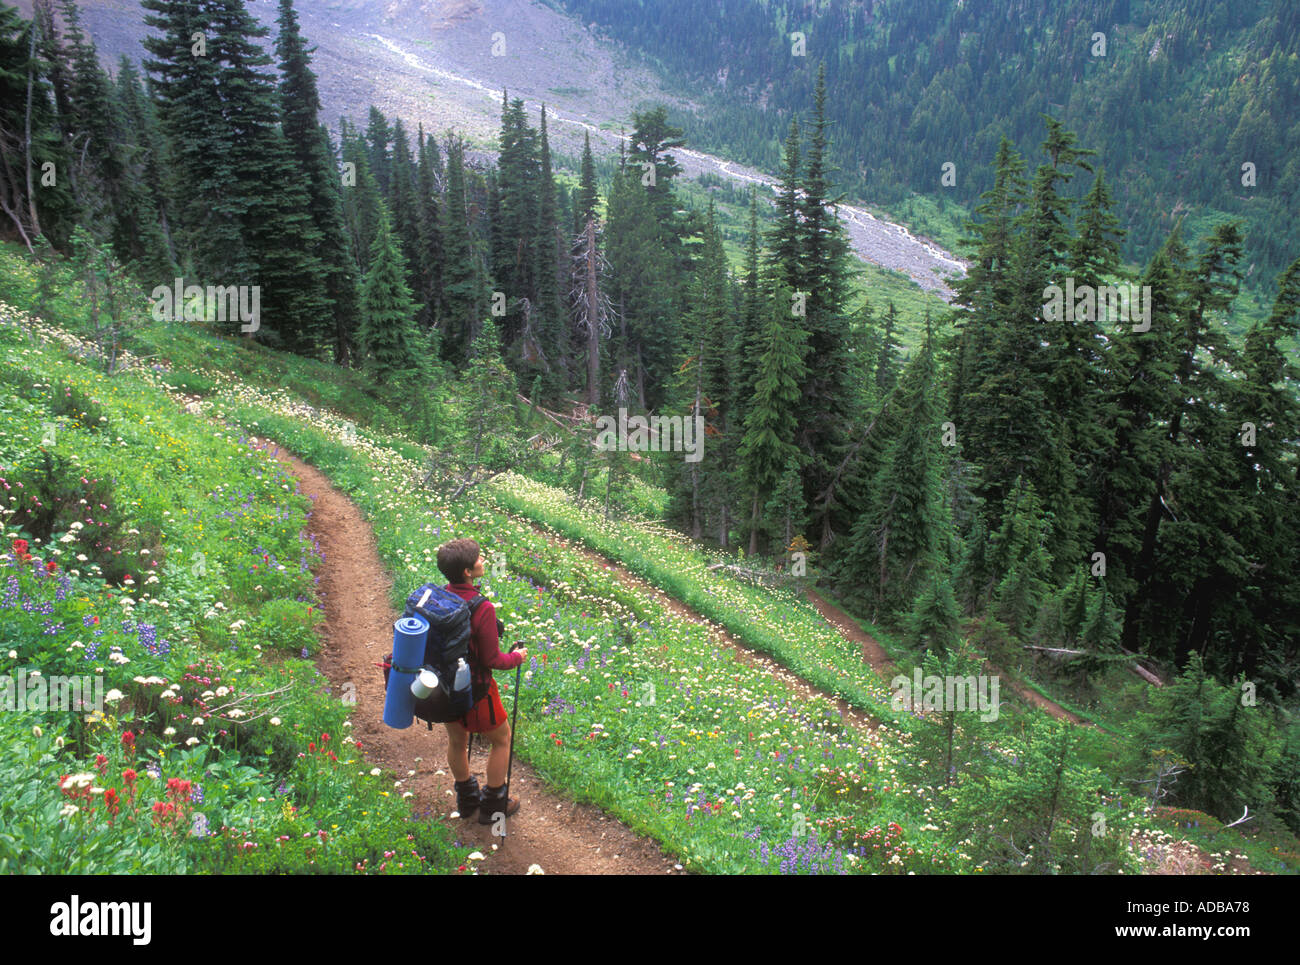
top-left (446, 583), bottom-right (522, 691)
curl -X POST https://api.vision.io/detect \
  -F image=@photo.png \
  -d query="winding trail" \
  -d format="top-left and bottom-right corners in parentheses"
top-left (262, 441), bottom-right (683, 875)
top-left (246, 434), bottom-right (1240, 875)
top-left (527, 525), bottom-right (880, 734)
top-left (803, 590), bottom-right (898, 680)
top-left (807, 586), bottom-right (1091, 727)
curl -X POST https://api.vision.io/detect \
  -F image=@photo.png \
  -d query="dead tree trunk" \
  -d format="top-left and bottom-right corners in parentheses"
top-left (585, 217), bottom-right (600, 408)
top-left (24, 17), bottom-right (42, 243)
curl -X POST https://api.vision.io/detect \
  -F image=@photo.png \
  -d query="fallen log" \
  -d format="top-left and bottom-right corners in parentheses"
top-left (1021, 644), bottom-right (1164, 686)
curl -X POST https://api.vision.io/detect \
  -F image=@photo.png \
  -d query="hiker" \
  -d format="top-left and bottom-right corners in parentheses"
top-left (436, 538), bottom-right (527, 824)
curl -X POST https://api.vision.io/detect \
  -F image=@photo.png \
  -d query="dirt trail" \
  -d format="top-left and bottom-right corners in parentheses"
top-left (803, 589), bottom-right (898, 680)
top-left (261, 441), bottom-right (682, 875)
top-left (530, 526), bottom-right (879, 733)
top-left (806, 587), bottom-right (1093, 726)
top-left (525, 520), bottom-right (1085, 733)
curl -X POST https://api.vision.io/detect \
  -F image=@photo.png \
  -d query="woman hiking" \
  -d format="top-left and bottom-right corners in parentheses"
top-left (436, 538), bottom-right (527, 825)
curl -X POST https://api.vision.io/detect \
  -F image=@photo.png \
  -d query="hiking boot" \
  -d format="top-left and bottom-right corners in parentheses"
top-left (454, 777), bottom-right (482, 819)
top-left (477, 783), bottom-right (520, 825)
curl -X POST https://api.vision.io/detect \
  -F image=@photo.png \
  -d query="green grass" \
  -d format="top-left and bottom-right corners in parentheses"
top-left (0, 298), bottom-right (466, 874)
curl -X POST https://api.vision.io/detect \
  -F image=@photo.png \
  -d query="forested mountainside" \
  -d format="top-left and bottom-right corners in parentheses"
top-left (552, 0), bottom-right (1299, 284)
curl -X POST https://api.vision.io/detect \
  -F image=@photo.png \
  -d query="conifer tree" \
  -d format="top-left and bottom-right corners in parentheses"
top-left (954, 510), bottom-right (993, 615)
top-left (575, 129), bottom-right (599, 229)
top-left (414, 124), bottom-right (444, 332)
top-left (738, 283), bottom-right (808, 556)
top-left (665, 200), bottom-right (735, 540)
top-left (365, 106), bottom-right (390, 196)
top-left (110, 57), bottom-right (174, 278)
top-left (358, 206), bottom-right (426, 384)
top-left (987, 478), bottom-right (1054, 638)
top-left (948, 137), bottom-right (1028, 510)
top-left (799, 62), bottom-right (857, 551)
top-left (906, 565), bottom-right (962, 655)
top-left (845, 316), bottom-right (945, 613)
top-left (0, 3), bottom-right (75, 249)
top-left (764, 452), bottom-right (807, 553)
top-left (61, 2), bottom-right (121, 238)
top-left (1119, 223), bottom-right (1244, 661)
top-left (535, 105), bottom-right (567, 403)
top-left (275, 0), bottom-right (358, 363)
top-left (767, 117), bottom-right (802, 297)
top-left (439, 134), bottom-right (486, 366)
top-left (142, 0), bottom-right (248, 279)
top-left (733, 187), bottom-right (765, 431)
top-left (388, 118), bottom-right (422, 293)
top-left (495, 95), bottom-right (541, 351)
top-left (1129, 654), bottom-right (1279, 821)
top-left (875, 301), bottom-right (902, 395)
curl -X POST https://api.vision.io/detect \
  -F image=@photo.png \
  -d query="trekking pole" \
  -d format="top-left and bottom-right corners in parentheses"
top-left (503, 642), bottom-right (523, 842)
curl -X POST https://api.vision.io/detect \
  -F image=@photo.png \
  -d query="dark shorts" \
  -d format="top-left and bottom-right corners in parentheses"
top-left (459, 677), bottom-right (507, 733)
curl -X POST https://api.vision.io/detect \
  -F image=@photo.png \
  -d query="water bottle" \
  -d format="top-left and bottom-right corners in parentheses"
top-left (454, 657), bottom-right (470, 694)
top-left (410, 668), bottom-right (439, 699)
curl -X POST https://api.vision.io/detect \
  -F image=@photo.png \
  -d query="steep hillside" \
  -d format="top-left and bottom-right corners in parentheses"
top-left (553, 0), bottom-right (1299, 291)
top-left (12, 0), bottom-right (965, 294)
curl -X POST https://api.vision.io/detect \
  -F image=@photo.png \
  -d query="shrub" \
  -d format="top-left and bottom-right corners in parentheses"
top-left (1127, 654), bottom-right (1281, 823)
top-left (0, 451), bottom-right (154, 584)
top-left (247, 598), bottom-right (324, 655)
top-left (47, 382), bottom-right (107, 430)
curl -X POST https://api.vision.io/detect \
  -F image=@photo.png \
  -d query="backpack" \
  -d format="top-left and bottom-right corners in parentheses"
top-left (379, 584), bottom-right (494, 729)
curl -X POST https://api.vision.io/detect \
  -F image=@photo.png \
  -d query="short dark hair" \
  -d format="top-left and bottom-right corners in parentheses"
top-left (437, 538), bottom-right (480, 584)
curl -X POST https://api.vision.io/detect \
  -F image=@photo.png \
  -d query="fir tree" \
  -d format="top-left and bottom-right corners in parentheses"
top-left (575, 129), bottom-right (599, 229)
top-left (439, 134), bottom-right (486, 366)
top-left (665, 200), bottom-right (733, 540)
top-left (535, 105), bottom-right (567, 402)
top-left (875, 301), bottom-right (902, 396)
top-left (358, 206), bottom-right (426, 384)
top-left (798, 62), bottom-right (857, 551)
top-left (738, 283), bottom-right (808, 556)
top-left (845, 316), bottom-right (946, 613)
top-left (906, 565), bottom-right (962, 655)
top-left (275, 0), bottom-right (358, 363)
